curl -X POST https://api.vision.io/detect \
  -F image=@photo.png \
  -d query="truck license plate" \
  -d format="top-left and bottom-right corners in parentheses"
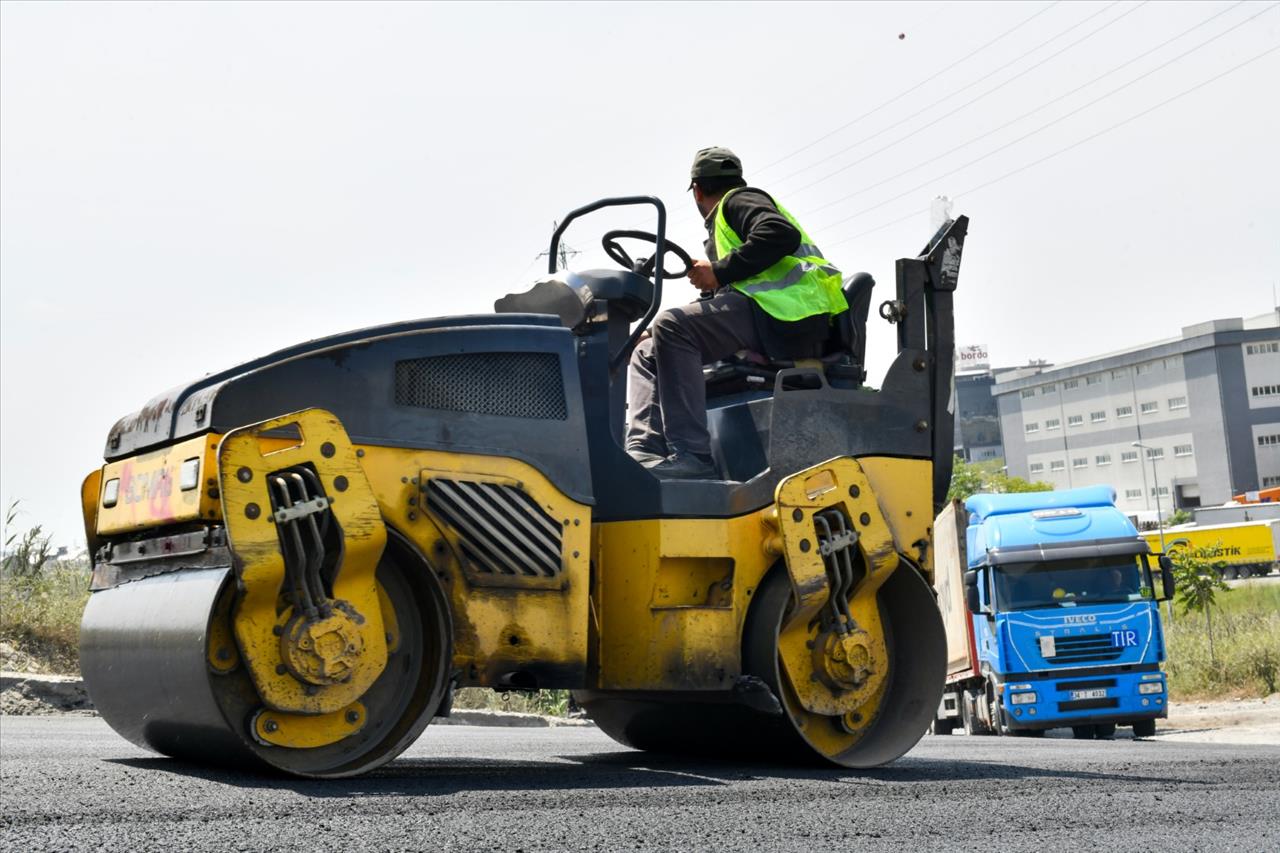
top-left (1070, 688), bottom-right (1107, 700)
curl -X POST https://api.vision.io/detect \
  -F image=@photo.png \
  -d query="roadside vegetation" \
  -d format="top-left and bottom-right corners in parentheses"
top-left (1164, 575), bottom-right (1279, 701)
top-left (1, 503), bottom-right (90, 674)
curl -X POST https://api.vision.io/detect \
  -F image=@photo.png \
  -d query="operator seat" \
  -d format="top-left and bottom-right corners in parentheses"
top-left (704, 272), bottom-right (876, 396)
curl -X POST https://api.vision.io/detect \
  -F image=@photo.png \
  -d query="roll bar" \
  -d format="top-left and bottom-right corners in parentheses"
top-left (547, 196), bottom-right (667, 372)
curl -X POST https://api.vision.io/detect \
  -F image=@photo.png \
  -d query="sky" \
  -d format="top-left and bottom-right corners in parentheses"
top-left (2, 0), bottom-right (1278, 546)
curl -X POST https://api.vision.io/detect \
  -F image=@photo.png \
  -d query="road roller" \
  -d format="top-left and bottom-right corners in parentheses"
top-left (78, 196), bottom-right (967, 777)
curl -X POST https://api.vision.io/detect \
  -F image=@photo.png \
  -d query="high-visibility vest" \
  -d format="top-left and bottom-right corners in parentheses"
top-left (713, 188), bottom-right (847, 322)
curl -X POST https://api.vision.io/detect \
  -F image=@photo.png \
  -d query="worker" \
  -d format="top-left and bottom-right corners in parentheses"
top-left (626, 147), bottom-right (848, 479)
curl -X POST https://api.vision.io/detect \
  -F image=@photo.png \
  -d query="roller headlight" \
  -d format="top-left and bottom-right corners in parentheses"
top-left (1010, 691), bottom-right (1038, 705)
top-left (1138, 682), bottom-right (1164, 694)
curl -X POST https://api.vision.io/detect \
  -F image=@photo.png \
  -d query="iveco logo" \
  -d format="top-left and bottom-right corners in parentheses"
top-left (1063, 614), bottom-right (1098, 624)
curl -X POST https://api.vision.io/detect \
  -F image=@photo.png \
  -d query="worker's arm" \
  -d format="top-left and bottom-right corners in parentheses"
top-left (711, 189), bottom-right (802, 285)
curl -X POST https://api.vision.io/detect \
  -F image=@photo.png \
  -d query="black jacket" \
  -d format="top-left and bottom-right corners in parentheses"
top-left (703, 188), bottom-right (801, 284)
top-left (704, 187), bottom-right (830, 360)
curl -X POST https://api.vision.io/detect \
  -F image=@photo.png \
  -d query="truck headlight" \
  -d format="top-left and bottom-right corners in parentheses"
top-left (1010, 691), bottom-right (1037, 705)
top-left (1138, 682), bottom-right (1164, 695)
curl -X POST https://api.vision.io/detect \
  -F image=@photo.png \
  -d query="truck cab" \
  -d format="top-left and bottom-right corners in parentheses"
top-left (932, 485), bottom-right (1175, 739)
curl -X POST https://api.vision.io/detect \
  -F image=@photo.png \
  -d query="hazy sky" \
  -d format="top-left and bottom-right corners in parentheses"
top-left (3, 1), bottom-right (1278, 545)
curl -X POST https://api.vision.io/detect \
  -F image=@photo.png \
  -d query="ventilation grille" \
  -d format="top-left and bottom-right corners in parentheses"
top-left (394, 352), bottom-right (567, 420)
top-left (1044, 633), bottom-right (1124, 665)
top-left (425, 479), bottom-right (564, 579)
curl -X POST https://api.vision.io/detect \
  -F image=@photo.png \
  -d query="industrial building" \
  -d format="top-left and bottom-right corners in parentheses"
top-left (992, 311), bottom-right (1280, 516)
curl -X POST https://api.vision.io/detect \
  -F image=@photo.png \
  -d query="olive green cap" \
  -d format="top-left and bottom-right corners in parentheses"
top-left (688, 146), bottom-right (743, 188)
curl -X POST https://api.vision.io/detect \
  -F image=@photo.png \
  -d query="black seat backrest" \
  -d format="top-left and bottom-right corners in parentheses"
top-left (834, 272), bottom-right (875, 366)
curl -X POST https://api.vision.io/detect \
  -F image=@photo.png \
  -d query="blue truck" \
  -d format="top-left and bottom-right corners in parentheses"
top-left (930, 486), bottom-right (1175, 739)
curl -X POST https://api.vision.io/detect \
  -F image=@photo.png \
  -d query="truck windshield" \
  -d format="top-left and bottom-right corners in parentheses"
top-left (993, 556), bottom-right (1150, 611)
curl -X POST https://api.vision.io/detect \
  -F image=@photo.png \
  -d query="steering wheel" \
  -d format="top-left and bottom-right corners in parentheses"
top-left (601, 230), bottom-right (692, 280)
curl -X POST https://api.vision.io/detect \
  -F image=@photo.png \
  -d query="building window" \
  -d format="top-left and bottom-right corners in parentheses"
top-left (1021, 388), bottom-right (1036, 399)
top-left (1168, 396), bottom-right (1187, 410)
top-left (1124, 489), bottom-right (1143, 499)
top-left (1090, 410), bottom-right (1107, 424)
top-left (1174, 444), bottom-right (1193, 457)
top-left (1135, 363), bottom-right (1152, 375)
top-left (1072, 457), bottom-right (1088, 469)
top-left (1121, 450), bottom-right (1139, 463)
top-left (1145, 447), bottom-right (1165, 460)
top-left (1067, 414), bottom-right (1083, 427)
top-left (1086, 375), bottom-right (1102, 386)
top-left (1050, 460), bottom-right (1065, 473)
top-left (1140, 401), bottom-right (1159, 414)
top-left (1258, 434), bottom-right (1280, 447)
top-left (1063, 379), bottom-right (1079, 390)
top-left (1025, 422), bottom-right (1039, 434)
top-left (1045, 418), bottom-right (1061, 430)
top-left (1246, 342), bottom-right (1280, 355)
top-left (1029, 462), bottom-right (1045, 474)
top-left (1163, 354), bottom-right (1182, 369)
top-left (1151, 486), bottom-right (1170, 497)
top-left (1111, 369), bottom-right (1127, 380)
top-left (1041, 384), bottom-right (1056, 395)
top-left (1116, 405), bottom-right (1134, 418)
top-left (1096, 454), bottom-right (1112, 466)
top-left (1252, 385), bottom-right (1280, 398)
top-left (1264, 475), bottom-right (1280, 488)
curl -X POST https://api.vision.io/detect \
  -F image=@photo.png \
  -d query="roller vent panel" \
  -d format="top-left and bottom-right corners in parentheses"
top-left (394, 352), bottom-right (567, 420)
top-left (425, 479), bottom-right (564, 579)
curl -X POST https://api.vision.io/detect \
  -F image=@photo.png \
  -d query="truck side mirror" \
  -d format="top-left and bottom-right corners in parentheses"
top-left (1158, 555), bottom-right (1175, 601)
top-left (963, 570), bottom-right (982, 614)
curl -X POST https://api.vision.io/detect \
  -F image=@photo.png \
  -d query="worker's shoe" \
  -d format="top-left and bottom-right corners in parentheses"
top-left (648, 451), bottom-right (718, 481)
top-left (626, 444), bottom-right (668, 467)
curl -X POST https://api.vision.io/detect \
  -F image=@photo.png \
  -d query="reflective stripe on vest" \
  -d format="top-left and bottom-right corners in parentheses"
top-left (713, 188), bottom-right (847, 323)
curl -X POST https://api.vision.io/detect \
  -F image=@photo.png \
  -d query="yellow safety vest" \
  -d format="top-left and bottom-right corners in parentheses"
top-left (713, 188), bottom-right (847, 322)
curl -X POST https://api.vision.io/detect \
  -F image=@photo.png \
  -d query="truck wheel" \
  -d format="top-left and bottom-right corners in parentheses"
top-left (1236, 565), bottom-right (1253, 580)
top-left (1221, 565), bottom-right (1238, 581)
top-left (1132, 719), bottom-right (1157, 738)
top-left (1071, 725), bottom-right (1096, 739)
top-left (1094, 723), bottom-right (1116, 739)
top-left (961, 693), bottom-right (991, 736)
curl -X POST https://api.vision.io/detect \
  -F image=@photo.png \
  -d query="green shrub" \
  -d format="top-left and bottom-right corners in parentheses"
top-left (1164, 582), bottom-right (1280, 700)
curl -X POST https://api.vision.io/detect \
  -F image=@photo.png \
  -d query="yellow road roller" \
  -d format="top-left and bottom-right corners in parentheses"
top-left (78, 197), bottom-right (968, 777)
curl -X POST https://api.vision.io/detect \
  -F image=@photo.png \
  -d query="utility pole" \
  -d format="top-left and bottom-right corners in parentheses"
top-left (1132, 440), bottom-right (1173, 618)
top-left (536, 221), bottom-right (580, 272)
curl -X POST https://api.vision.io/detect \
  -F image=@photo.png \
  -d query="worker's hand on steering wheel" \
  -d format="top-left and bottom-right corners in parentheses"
top-left (689, 259), bottom-right (719, 293)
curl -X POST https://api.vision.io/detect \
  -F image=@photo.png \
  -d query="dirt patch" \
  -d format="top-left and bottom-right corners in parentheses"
top-left (1160, 695), bottom-right (1280, 745)
top-left (0, 672), bottom-right (94, 716)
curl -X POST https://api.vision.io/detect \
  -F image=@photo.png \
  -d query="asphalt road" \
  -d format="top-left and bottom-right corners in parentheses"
top-left (2, 717), bottom-right (1277, 852)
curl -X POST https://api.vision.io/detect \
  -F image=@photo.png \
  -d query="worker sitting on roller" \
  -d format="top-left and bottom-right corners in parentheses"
top-left (626, 146), bottom-right (847, 480)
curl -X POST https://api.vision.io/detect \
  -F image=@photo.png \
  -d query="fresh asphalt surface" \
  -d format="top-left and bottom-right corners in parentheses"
top-left (2, 717), bottom-right (1277, 851)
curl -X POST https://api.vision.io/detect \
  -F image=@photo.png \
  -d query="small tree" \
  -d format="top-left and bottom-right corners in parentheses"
top-left (947, 456), bottom-right (1053, 502)
top-left (947, 455), bottom-right (986, 502)
top-left (1167, 508), bottom-right (1193, 526)
top-left (1170, 542), bottom-right (1230, 664)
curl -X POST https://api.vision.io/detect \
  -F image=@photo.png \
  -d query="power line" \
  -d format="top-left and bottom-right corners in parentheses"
top-left (773, 0), bottom-right (1157, 197)
top-left (753, 2), bottom-right (1062, 176)
top-left (644, 2), bottom-right (1064, 231)
top-left (769, 0), bottom-right (1133, 190)
top-left (823, 42), bottom-right (1280, 250)
top-left (804, 0), bottom-right (1246, 216)
top-left (813, 1), bottom-right (1279, 234)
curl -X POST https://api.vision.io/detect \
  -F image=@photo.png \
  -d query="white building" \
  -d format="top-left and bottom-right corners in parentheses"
top-left (992, 312), bottom-right (1280, 514)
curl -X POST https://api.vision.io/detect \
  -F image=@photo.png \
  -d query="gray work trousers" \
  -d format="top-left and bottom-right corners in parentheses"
top-left (626, 289), bottom-right (762, 457)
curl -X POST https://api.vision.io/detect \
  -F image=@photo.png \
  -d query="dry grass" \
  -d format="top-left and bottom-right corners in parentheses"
top-left (1164, 582), bottom-right (1280, 701)
top-left (0, 561), bottom-right (90, 674)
